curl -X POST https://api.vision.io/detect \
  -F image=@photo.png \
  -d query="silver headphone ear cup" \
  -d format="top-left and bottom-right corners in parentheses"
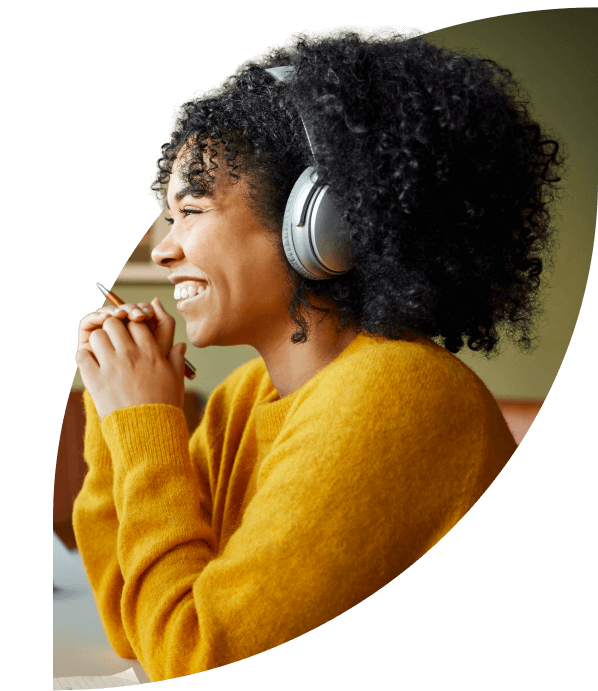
top-left (267, 66), bottom-right (355, 280)
top-left (309, 186), bottom-right (356, 275)
top-left (282, 168), bottom-right (324, 280)
top-left (282, 167), bottom-right (355, 280)
top-left (282, 221), bottom-right (315, 280)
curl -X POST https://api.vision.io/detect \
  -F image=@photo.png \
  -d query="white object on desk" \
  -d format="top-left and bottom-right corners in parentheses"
top-left (53, 667), bottom-right (140, 688)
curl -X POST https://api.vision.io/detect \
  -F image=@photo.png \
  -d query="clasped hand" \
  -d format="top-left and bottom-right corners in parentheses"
top-left (76, 298), bottom-right (186, 422)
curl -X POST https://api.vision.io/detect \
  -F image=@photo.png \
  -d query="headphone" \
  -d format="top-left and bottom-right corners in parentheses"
top-left (265, 66), bottom-right (356, 281)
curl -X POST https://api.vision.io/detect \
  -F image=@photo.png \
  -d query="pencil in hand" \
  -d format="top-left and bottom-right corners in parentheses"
top-left (96, 282), bottom-right (196, 380)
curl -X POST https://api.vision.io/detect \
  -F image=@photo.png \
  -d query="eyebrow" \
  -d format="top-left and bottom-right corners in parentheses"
top-left (165, 186), bottom-right (214, 210)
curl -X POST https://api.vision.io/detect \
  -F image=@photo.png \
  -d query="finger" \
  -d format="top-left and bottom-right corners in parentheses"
top-left (77, 341), bottom-right (97, 356)
top-left (151, 297), bottom-right (171, 321)
top-left (105, 316), bottom-right (156, 348)
top-left (151, 298), bottom-right (176, 356)
top-left (167, 342), bottom-right (187, 379)
top-left (79, 310), bottom-right (122, 349)
top-left (115, 302), bottom-right (154, 322)
top-left (75, 345), bottom-right (99, 368)
top-left (103, 316), bottom-right (161, 365)
top-left (80, 309), bottom-right (115, 329)
top-left (89, 324), bottom-right (116, 349)
top-left (119, 302), bottom-right (145, 322)
top-left (137, 302), bottom-right (155, 319)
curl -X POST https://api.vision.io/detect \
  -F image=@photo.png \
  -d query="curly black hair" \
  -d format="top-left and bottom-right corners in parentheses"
top-left (151, 31), bottom-right (565, 354)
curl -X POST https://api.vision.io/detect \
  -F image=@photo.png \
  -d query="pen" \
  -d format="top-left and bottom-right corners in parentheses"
top-left (96, 282), bottom-right (197, 380)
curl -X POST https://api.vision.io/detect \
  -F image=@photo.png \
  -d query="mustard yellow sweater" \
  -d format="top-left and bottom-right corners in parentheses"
top-left (73, 332), bottom-right (516, 681)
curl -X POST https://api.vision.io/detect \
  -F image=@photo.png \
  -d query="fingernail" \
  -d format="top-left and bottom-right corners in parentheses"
top-left (142, 307), bottom-right (152, 315)
top-left (132, 309), bottom-right (143, 318)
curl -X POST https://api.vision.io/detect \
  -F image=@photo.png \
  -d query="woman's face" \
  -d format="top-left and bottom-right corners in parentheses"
top-left (151, 161), bottom-right (294, 350)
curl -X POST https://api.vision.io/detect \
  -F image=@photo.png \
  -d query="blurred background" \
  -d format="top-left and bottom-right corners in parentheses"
top-left (54, 8), bottom-right (596, 679)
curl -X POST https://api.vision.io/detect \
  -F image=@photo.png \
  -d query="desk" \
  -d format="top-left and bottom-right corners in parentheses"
top-left (53, 533), bottom-right (150, 684)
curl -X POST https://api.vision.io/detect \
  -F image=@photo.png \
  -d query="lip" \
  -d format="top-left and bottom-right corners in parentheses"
top-left (177, 284), bottom-right (209, 311)
top-left (168, 273), bottom-right (209, 285)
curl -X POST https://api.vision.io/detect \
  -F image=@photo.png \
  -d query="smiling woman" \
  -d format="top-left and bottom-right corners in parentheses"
top-left (72, 29), bottom-right (563, 683)
top-left (150, 158), bottom-right (359, 394)
top-left (154, 38), bottom-right (562, 351)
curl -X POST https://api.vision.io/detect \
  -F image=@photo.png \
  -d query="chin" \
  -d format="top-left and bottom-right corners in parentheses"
top-left (186, 323), bottom-right (208, 349)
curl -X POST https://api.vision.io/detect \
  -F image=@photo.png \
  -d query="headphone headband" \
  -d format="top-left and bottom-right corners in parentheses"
top-left (264, 66), bottom-right (314, 154)
top-left (264, 65), bottom-right (356, 281)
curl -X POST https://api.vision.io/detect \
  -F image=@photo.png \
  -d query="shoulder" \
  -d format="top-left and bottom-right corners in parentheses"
top-left (299, 333), bottom-right (502, 428)
top-left (325, 334), bottom-right (490, 397)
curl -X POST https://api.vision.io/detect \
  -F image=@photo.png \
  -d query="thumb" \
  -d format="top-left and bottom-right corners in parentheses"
top-left (167, 341), bottom-right (187, 378)
top-left (151, 297), bottom-right (176, 357)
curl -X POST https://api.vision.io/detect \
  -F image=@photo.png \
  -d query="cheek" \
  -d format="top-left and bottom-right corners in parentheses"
top-left (182, 231), bottom-right (231, 279)
top-left (182, 234), bottom-right (210, 264)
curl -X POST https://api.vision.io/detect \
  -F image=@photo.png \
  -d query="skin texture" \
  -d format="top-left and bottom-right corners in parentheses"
top-left (152, 159), bottom-right (359, 398)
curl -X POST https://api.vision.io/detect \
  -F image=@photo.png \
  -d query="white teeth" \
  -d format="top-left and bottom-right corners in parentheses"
top-left (175, 281), bottom-right (207, 301)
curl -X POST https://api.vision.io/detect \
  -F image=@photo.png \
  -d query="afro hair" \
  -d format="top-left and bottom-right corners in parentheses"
top-left (152, 30), bottom-right (565, 354)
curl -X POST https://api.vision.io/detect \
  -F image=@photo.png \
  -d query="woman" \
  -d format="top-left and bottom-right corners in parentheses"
top-left (73, 31), bottom-right (563, 681)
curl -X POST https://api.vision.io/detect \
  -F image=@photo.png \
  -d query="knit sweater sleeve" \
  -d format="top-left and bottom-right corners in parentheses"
top-left (71, 390), bottom-right (136, 659)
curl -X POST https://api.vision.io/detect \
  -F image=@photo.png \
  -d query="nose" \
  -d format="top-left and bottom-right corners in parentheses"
top-left (151, 225), bottom-right (184, 267)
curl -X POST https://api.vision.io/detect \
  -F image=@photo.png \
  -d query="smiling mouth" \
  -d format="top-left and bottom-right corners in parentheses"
top-left (176, 285), bottom-right (208, 310)
top-left (174, 281), bottom-right (208, 301)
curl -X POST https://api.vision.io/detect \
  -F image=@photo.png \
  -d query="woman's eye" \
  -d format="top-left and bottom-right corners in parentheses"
top-left (164, 209), bottom-right (203, 225)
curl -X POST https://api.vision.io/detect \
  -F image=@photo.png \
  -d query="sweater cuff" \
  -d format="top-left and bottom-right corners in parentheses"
top-left (82, 390), bottom-right (112, 471)
top-left (100, 404), bottom-right (190, 473)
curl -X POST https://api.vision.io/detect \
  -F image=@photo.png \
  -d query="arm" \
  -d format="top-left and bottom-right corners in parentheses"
top-left (72, 391), bottom-right (136, 659)
top-left (94, 360), bottom-right (513, 681)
